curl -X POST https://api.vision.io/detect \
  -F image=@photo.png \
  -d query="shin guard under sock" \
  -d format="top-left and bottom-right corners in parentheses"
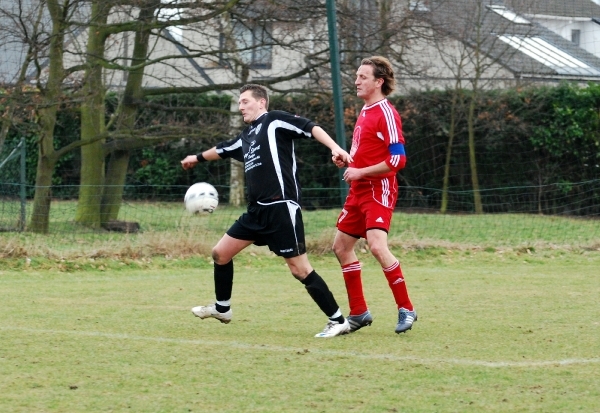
top-left (301, 270), bottom-right (343, 322)
top-left (214, 260), bottom-right (234, 312)
top-left (383, 261), bottom-right (413, 311)
top-left (342, 261), bottom-right (368, 315)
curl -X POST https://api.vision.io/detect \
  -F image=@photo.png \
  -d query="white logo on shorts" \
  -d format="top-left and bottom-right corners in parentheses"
top-left (376, 217), bottom-right (384, 223)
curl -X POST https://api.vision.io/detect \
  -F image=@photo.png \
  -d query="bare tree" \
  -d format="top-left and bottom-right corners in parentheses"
top-left (417, 0), bottom-right (539, 214)
top-left (72, 0), bottom-right (348, 227)
top-left (2, 0), bottom-right (435, 231)
top-left (335, 0), bottom-right (424, 91)
top-left (0, 0), bottom-right (45, 152)
top-left (1, 0), bottom-right (344, 231)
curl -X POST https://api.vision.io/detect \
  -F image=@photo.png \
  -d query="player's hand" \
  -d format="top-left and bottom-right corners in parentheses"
top-left (181, 155), bottom-right (199, 170)
top-left (343, 167), bottom-right (362, 183)
top-left (331, 150), bottom-right (353, 168)
top-left (332, 154), bottom-right (346, 168)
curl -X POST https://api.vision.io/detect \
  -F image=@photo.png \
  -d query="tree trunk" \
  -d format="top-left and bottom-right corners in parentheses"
top-left (228, 98), bottom-right (244, 206)
top-left (29, 165), bottom-right (54, 234)
top-left (467, 95), bottom-right (483, 214)
top-left (28, 0), bottom-right (64, 233)
top-left (29, 121), bottom-right (58, 233)
top-left (30, 79), bottom-right (60, 233)
top-left (101, 150), bottom-right (130, 223)
top-left (441, 89), bottom-right (459, 214)
top-left (468, 5), bottom-right (484, 215)
top-left (76, 112), bottom-right (105, 227)
top-left (75, 1), bottom-right (108, 227)
top-left (100, 4), bottom-right (155, 223)
top-left (229, 159), bottom-right (244, 206)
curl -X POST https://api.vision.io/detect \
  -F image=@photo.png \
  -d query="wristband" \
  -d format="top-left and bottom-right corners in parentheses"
top-left (196, 153), bottom-right (207, 163)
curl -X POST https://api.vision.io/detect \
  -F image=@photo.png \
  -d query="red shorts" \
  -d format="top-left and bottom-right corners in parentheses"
top-left (336, 176), bottom-right (398, 239)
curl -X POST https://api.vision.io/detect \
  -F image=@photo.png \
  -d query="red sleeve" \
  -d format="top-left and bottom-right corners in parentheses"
top-left (380, 103), bottom-right (406, 172)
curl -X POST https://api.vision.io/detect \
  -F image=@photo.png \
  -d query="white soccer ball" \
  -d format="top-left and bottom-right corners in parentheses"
top-left (184, 182), bottom-right (219, 214)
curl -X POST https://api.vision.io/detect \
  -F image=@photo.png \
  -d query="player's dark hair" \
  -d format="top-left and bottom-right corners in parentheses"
top-left (360, 56), bottom-right (396, 96)
top-left (240, 84), bottom-right (269, 109)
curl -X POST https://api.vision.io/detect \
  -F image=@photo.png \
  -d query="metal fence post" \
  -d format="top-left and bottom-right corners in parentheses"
top-left (19, 137), bottom-right (26, 231)
top-left (326, 0), bottom-right (348, 205)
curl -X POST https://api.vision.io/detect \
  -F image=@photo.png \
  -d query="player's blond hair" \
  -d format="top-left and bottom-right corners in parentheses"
top-left (360, 56), bottom-right (396, 96)
top-left (240, 84), bottom-right (269, 109)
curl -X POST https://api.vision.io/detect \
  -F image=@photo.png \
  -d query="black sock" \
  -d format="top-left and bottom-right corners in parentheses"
top-left (214, 260), bottom-right (233, 312)
top-left (300, 270), bottom-right (344, 323)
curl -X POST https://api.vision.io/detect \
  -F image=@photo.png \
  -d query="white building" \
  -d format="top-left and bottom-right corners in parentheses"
top-left (519, 0), bottom-right (600, 58)
top-left (410, 0), bottom-right (600, 87)
top-left (4, 0), bottom-right (600, 94)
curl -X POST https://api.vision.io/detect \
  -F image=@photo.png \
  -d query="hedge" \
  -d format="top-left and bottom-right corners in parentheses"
top-left (2, 82), bottom-right (599, 214)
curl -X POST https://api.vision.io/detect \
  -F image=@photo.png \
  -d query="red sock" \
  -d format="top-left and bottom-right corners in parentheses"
top-left (342, 261), bottom-right (368, 315)
top-left (383, 261), bottom-right (413, 311)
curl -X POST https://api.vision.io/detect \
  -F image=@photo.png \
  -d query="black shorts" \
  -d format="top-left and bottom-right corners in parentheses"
top-left (226, 201), bottom-right (306, 258)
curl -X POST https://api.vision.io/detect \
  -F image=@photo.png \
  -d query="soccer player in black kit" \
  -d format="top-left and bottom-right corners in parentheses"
top-left (181, 84), bottom-right (353, 337)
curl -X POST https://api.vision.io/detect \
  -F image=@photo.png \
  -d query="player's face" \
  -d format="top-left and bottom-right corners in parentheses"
top-left (238, 90), bottom-right (266, 123)
top-left (355, 65), bottom-right (383, 102)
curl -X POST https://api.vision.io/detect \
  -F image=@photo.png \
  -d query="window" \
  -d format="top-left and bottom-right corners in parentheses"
top-left (231, 22), bottom-right (273, 69)
top-left (488, 5), bottom-right (530, 24)
top-left (572, 29), bottom-right (581, 46)
top-left (498, 35), bottom-right (600, 76)
top-left (409, 0), bottom-right (429, 12)
top-left (218, 33), bottom-right (229, 68)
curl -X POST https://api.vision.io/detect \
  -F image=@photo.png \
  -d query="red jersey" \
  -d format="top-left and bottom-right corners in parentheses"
top-left (349, 99), bottom-right (406, 178)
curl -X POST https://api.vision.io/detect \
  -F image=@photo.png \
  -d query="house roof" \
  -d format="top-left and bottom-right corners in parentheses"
top-left (229, 0), bottom-right (324, 21)
top-left (509, 0), bottom-right (600, 19)
top-left (425, 0), bottom-right (600, 79)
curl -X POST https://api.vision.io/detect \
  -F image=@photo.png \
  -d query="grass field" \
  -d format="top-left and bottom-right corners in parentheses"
top-left (1, 249), bottom-right (599, 412)
top-left (1, 209), bottom-right (599, 412)
top-left (1, 202), bottom-right (599, 260)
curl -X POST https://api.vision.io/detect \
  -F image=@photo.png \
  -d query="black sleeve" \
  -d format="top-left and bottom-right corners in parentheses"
top-left (270, 111), bottom-right (317, 137)
top-left (215, 135), bottom-right (244, 163)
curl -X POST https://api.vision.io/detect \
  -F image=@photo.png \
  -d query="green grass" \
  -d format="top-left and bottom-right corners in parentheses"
top-left (1, 201), bottom-right (599, 262)
top-left (0, 203), bottom-right (599, 410)
top-left (1, 251), bottom-right (599, 412)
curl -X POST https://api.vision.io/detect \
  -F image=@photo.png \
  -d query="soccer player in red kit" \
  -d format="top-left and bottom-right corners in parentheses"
top-left (332, 56), bottom-right (416, 334)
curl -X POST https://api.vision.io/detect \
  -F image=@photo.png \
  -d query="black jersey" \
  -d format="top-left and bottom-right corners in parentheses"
top-left (216, 110), bottom-right (316, 205)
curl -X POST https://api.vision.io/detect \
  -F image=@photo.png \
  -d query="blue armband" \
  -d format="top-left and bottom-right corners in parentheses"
top-left (389, 143), bottom-right (405, 156)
